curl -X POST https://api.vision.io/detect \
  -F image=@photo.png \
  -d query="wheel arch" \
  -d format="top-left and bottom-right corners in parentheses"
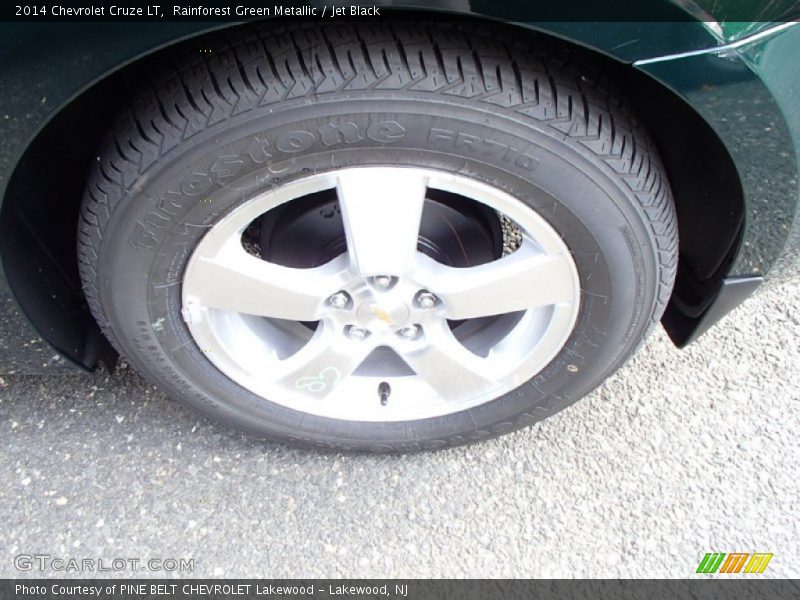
top-left (0, 15), bottom-right (745, 368)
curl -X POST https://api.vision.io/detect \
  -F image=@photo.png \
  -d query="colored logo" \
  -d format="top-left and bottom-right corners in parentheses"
top-left (696, 553), bottom-right (773, 574)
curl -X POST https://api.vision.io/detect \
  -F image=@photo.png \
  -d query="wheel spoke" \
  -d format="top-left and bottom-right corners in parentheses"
top-left (414, 239), bottom-right (576, 319)
top-left (273, 324), bottom-right (374, 400)
top-left (336, 168), bottom-right (428, 277)
top-left (399, 321), bottom-right (498, 402)
top-left (183, 242), bottom-right (349, 321)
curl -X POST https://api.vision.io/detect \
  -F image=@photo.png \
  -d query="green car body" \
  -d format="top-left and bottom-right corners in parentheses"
top-left (0, 1), bottom-right (798, 374)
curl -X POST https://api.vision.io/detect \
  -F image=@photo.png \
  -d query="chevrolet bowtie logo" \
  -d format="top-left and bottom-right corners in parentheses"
top-left (369, 305), bottom-right (395, 325)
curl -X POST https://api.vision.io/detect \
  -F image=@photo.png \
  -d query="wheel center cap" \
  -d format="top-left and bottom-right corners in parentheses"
top-left (356, 299), bottom-right (411, 330)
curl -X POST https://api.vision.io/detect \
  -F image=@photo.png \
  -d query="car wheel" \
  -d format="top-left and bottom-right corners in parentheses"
top-left (77, 22), bottom-right (677, 452)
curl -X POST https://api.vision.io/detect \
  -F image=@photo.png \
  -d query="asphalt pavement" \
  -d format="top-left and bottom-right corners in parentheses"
top-left (1, 279), bottom-right (798, 578)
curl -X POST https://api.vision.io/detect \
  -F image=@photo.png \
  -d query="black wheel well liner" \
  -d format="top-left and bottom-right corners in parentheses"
top-left (0, 17), bottom-right (744, 368)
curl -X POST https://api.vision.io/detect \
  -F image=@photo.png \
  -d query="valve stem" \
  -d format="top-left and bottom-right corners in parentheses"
top-left (378, 382), bottom-right (391, 406)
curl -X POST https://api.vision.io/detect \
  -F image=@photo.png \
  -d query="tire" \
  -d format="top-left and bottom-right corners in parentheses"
top-left (77, 21), bottom-right (678, 452)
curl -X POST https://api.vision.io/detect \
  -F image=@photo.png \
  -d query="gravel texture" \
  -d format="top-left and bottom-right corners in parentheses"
top-left (0, 279), bottom-right (798, 579)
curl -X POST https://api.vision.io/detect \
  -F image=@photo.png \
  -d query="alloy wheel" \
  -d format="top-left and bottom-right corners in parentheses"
top-left (181, 167), bottom-right (581, 422)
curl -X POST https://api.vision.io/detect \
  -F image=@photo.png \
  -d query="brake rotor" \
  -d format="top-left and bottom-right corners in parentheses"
top-left (253, 188), bottom-right (504, 270)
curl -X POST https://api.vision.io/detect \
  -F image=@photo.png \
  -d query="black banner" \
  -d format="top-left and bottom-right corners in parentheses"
top-left (3, 0), bottom-right (800, 22)
top-left (3, 580), bottom-right (800, 600)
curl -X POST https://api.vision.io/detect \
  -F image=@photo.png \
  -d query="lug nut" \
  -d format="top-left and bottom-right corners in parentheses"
top-left (397, 325), bottom-right (420, 340)
top-left (415, 291), bottom-right (437, 309)
top-left (348, 326), bottom-right (369, 341)
top-left (329, 291), bottom-right (350, 310)
top-left (372, 275), bottom-right (393, 290)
